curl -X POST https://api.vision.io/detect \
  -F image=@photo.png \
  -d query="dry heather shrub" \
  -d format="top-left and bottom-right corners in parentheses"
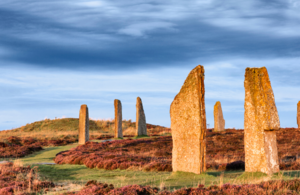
top-left (123, 127), bottom-right (136, 136)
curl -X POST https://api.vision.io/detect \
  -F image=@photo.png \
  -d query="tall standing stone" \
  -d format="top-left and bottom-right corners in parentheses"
top-left (136, 97), bottom-right (147, 136)
top-left (244, 67), bottom-right (280, 175)
top-left (214, 101), bottom-right (225, 131)
top-left (78, 104), bottom-right (89, 144)
top-left (297, 101), bottom-right (300, 128)
top-left (114, 99), bottom-right (123, 138)
top-left (170, 65), bottom-right (206, 174)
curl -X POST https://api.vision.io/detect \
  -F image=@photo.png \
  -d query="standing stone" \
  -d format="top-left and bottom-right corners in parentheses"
top-left (114, 99), bottom-right (123, 138)
top-left (244, 67), bottom-right (280, 175)
top-left (214, 101), bottom-right (225, 131)
top-left (170, 65), bottom-right (206, 174)
top-left (78, 104), bottom-right (89, 144)
top-left (136, 97), bottom-right (147, 136)
top-left (297, 101), bottom-right (300, 128)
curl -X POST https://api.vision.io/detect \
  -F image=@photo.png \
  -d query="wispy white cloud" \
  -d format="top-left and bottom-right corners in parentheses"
top-left (77, 1), bottom-right (103, 7)
top-left (118, 22), bottom-right (176, 37)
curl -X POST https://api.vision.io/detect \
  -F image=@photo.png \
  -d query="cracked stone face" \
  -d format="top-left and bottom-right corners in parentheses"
top-left (79, 104), bottom-right (89, 144)
top-left (136, 97), bottom-right (147, 136)
top-left (114, 99), bottom-right (123, 138)
top-left (214, 101), bottom-right (225, 131)
top-left (170, 65), bottom-right (206, 174)
top-left (244, 67), bottom-right (280, 175)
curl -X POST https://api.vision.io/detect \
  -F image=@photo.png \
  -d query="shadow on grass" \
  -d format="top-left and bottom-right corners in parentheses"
top-left (35, 164), bottom-right (91, 181)
top-left (280, 170), bottom-right (300, 178)
top-left (207, 170), bottom-right (244, 178)
top-left (132, 135), bottom-right (150, 139)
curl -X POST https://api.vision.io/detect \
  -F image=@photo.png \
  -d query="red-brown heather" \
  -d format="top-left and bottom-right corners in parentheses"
top-left (0, 136), bottom-right (77, 158)
top-left (54, 128), bottom-right (300, 172)
top-left (64, 178), bottom-right (300, 195)
top-left (0, 162), bottom-right (55, 194)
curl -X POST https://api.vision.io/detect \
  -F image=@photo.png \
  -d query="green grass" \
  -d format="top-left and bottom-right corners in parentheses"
top-left (19, 144), bottom-right (79, 165)
top-left (8, 141), bottom-right (300, 191)
top-left (34, 165), bottom-right (221, 190)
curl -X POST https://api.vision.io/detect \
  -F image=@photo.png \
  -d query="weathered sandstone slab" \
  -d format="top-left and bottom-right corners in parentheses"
top-left (78, 104), bottom-right (89, 144)
top-left (214, 101), bottom-right (225, 131)
top-left (297, 101), bottom-right (300, 128)
top-left (170, 65), bottom-right (206, 174)
top-left (136, 97), bottom-right (147, 136)
top-left (114, 99), bottom-right (123, 138)
top-left (244, 67), bottom-right (280, 175)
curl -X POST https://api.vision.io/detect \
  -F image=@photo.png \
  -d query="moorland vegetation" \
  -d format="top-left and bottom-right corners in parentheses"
top-left (1, 118), bottom-right (300, 194)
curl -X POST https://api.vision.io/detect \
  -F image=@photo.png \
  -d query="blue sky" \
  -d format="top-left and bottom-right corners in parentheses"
top-left (0, 0), bottom-right (299, 130)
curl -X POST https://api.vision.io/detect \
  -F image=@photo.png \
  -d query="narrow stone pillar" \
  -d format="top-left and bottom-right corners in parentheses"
top-left (136, 97), bottom-right (147, 136)
top-left (244, 67), bottom-right (280, 175)
top-left (78, 104), bottom-right (89, 144)
top-left (214, 101), bottom-right (225, 131)
top-left (297, 101), bottom-right (300, 128)
top-left (114, 99), bottom-right (123, 138)
top-left (170, 65), bottom-right (206, 174)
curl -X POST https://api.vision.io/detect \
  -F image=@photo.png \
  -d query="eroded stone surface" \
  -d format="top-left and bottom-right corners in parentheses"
top-left (136, 97), bottom-right (147, 136)
top-left (244, 67), bottom-right (280, 175)
top-left (78, 104), bottom-right (89, 144)
top-left (170, 65), bottom-right (206, 174)
top-left (214, 101), bottom-right (225, 131)
top-left (114, 99), bottom-right (123, 138)
top-left (297, 101), bottom-right (300, 128)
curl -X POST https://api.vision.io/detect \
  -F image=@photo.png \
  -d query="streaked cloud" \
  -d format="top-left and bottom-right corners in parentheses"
top-left (119, 22), bottom-right (176, 37)
top-left (0, 0), bottom-right (299, 130)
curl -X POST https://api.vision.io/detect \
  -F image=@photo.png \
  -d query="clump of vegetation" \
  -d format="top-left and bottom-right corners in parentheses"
top-left (63, 179), bottom-right (300, 195)
top-left (55, 136), bottom-right (173, 172)
top-left (0, 162), bottom-right (55, 194)
top-left (0, 135), bottom-right (77, 158)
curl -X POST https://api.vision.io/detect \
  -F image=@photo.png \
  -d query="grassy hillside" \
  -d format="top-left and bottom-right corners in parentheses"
top-left (0, 118), bottom-right (171, 141)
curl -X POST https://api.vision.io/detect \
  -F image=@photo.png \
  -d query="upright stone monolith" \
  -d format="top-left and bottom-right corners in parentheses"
top-left (297, 101), bottom-right (300, 128)
top-left (136, 97), bottom-right (147, 136)
top-left (244, 67), bottom-right (280, 175)
top-left (214, 101), bottom-right (225, 131)
top-left (78, 104), bottom-right (89, 144)
top-left (170, 65), bottom-right (206, 174)
top-left (114, 99), bottom-right (123, 138)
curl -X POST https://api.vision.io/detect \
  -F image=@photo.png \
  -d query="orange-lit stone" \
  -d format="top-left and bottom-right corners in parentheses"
top-left (214, 101), bottom-right (225, 131)
top-left (297, 101), bottom-right (300, 128)
top-left (136, 97), bottom-right (147, 136)
top-left (244, 67), bottom-right (280, 175)
top-left (114, 99), bottom-right (123, 138)
top-left (78, 104), bottom-right (89, 144)
top-left (170, 65), bottom-right (206, 174)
